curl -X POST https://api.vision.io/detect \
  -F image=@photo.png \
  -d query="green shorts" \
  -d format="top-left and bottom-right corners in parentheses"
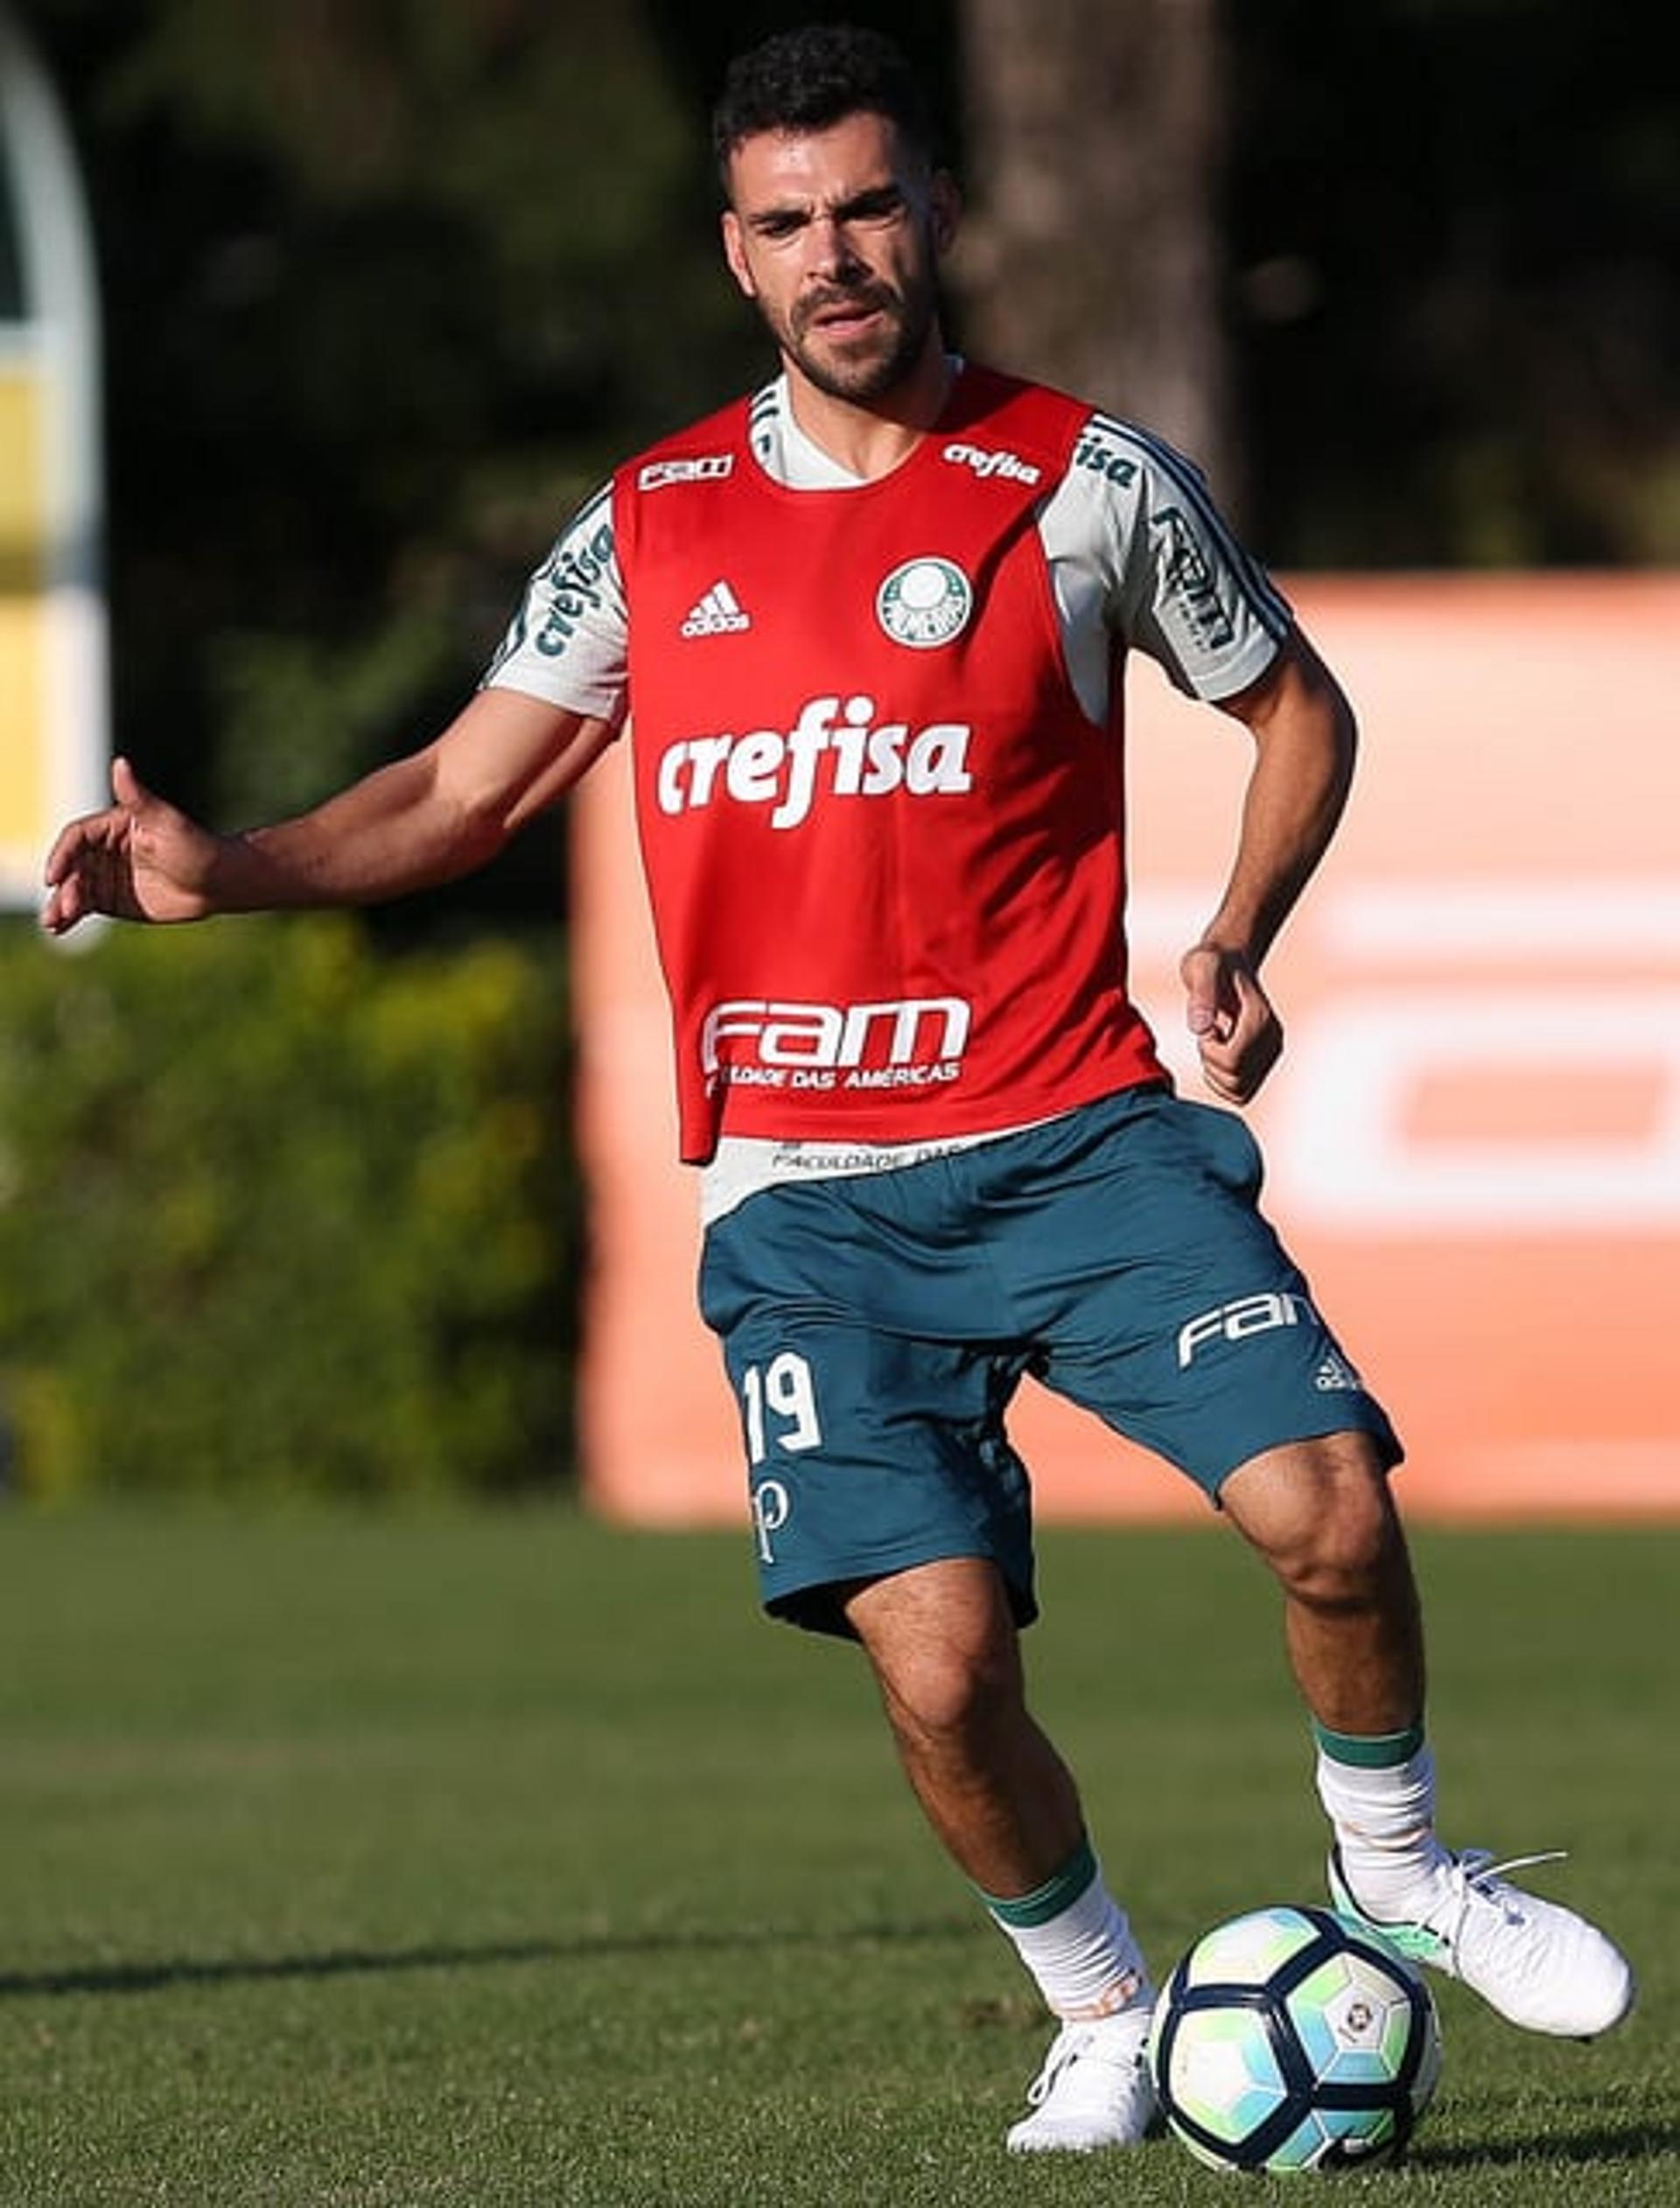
top-left (697, 1084), bottom-right (1401, 1637)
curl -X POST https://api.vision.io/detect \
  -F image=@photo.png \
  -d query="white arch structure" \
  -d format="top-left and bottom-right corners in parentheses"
top-left (0, 1), bottom-right (106, 908)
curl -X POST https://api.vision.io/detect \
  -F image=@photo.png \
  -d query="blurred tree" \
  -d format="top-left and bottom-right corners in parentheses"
top-left (955, 0), bottom-right (1236, 505)
top-left (18, 0), bottom-right (752, 870)
top-left (1223, 0), bottom-right (1680, 565)
top-left (15, 0), bottom-right (1679, 873)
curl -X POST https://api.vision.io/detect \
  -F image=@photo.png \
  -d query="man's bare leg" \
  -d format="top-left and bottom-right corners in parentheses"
top-left (1218, 1429), bottom-right (1424, 1736)
top-left (1221, 1430), bottom-right (1634, 2037)
top-left (843, 1557), bottom-right (1157, 2151)
top-left (843, 1556), bottom-right (1081, 1893)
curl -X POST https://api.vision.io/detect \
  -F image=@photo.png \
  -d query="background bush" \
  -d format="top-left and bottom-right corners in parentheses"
top-left (0, 915), bottom-right (578, 1502)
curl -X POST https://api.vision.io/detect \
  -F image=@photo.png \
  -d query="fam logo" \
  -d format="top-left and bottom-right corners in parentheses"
top-left (1176, 1291), bottom-right (1325, 1371)
top-left (702, 994), bottom-right (971, 1094)
top-left (876, 557), bottom-right (973, 650)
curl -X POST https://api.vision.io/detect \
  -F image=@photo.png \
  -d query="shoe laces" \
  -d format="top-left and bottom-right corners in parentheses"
top-left (1025, 2025), bottom-right (1088, 2108)
top-left (1440, 1847), bottom-right (1568, 1932)
top-left (1025, 2016), bottom-right (1144, 2109)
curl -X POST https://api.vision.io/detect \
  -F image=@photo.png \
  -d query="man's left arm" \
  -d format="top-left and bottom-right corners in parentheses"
top-left (1181, 627), bottom-right (1357, 1104)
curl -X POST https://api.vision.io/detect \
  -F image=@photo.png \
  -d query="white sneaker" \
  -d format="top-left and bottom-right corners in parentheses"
top-left (1005, 2005), bottom-right (1158, 2153)
top-left (1329, 1845), bottom-right (1635, 2039)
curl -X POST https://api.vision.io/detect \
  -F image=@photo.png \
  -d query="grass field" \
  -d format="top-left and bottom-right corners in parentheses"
top-left (0, 1507), bottom-right (1673, 2205)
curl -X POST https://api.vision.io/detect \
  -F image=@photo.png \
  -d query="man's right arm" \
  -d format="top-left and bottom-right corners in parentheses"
top-left (41, 688), bottom-right (616, 936)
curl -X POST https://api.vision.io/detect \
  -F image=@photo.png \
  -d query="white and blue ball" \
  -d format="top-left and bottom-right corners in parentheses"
top-left (1147, 1904), bottom-right (1442, 2172)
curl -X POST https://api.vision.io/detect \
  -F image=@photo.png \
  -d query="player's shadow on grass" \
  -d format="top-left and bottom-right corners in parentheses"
top-left (0, 1916), bottom-right (976, 2001)
top-left (1414, 2113), bottom-right (1680, 2173)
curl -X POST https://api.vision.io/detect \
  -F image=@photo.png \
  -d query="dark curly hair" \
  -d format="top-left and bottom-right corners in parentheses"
top-left (711, 23), bottom-right (934, 186)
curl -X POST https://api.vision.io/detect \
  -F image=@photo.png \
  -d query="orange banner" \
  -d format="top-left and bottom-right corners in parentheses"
top-left (575, 576), bottom-right (1680, 1525)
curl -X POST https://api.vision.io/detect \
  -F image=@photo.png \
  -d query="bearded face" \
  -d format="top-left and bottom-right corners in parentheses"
top-left (722, 112), bottom-right (956, 411)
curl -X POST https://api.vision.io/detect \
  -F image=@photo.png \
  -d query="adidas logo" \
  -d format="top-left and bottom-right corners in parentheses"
top-left (681, 581), bottom-right (752, 638)
top-left (1315, 1349), bottom-right (1362, 1392)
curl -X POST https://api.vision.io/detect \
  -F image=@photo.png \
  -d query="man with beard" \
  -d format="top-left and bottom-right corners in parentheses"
top-left (43, 19), bottom-right (1634, 2157)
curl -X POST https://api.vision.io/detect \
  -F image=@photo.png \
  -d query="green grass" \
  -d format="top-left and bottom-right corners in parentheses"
top-left (0, 1509), bottom-right (1673, 2205)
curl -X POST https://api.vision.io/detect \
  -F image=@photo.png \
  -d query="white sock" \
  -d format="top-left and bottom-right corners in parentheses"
top-left (982, 1840), bottom-right (1152, 2022)
top-left (1317, 1744), bottom-right (1452, 1920)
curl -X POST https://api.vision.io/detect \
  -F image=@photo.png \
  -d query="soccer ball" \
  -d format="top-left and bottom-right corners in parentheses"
top-left (1147, 1904), bottom-right (1441, 2172)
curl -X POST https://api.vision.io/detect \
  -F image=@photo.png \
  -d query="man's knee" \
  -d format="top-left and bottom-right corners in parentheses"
top-left (1223, 1434), bottom-right (1410, 1612)
top-left (1288, 1484), bottom-right (1405, 1613)
top-left (879, 1640), bottom-right (1026, 1752)
top-left (845, 1557), bottom-right (1026, 1750)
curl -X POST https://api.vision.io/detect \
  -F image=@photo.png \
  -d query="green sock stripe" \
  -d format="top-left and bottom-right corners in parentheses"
top-left (980, 1836), bottom-right (1099, 1929)
top-left (1313, 1720), bottom-right (1426, 1770)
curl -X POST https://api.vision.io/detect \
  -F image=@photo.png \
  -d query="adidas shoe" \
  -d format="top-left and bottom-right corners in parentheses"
top-left (1329, 1845), bottom-right (1635, 2039)
top-left (1005, 2006), bottom-right (1158, 2153)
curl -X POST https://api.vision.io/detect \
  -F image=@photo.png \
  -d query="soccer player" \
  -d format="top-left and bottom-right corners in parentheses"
top-left (42, 22), bottom-right (1632, 2155)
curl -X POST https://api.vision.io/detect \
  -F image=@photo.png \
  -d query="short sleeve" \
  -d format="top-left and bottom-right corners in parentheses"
top-left (480, 481), bottom-right (629, 725)
top-left (1045, 414), bottom-right (1292, 705)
